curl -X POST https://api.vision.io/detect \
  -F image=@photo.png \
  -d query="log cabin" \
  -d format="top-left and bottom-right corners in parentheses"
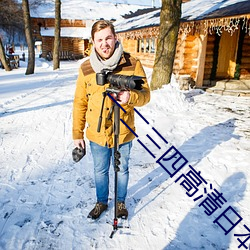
top-left (115, 0), bottom-right (250, 92)
top-left (31, 18), bottom-right (92, 60)
top-left (30, 1), bottom-right (152, 61)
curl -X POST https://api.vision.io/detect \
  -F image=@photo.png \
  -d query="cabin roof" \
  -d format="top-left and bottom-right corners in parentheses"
top-left (40, 27), bottom-right (91, 39)
top-left (115, 8), bottom-right (160, 33)
top-left (115, 0), bottom-right (250, 32)
top-left (30, 0), bottom-right (151, 20)
top-left (182, 0), bottom-right (250, 21)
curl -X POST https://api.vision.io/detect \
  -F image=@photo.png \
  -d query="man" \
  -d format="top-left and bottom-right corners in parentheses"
top-left (72, 20), bottom-right (150, 220)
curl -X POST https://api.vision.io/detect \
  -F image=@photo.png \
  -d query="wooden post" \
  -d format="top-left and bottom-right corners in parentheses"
top-left (195, 32), bottom-right (207, 87)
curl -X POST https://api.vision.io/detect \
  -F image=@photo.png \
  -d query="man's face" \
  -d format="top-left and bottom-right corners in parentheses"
top-left (93, 27), bottom-right (117, 60)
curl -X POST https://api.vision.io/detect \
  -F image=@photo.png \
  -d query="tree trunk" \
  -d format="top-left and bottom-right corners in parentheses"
top-left (151, 0), bottom-right (182, 90)
top-left (0, 37), bottom-right (11, 71)
top-left (53, 0), bottom-right (61, 70)
top-left (22, 0), bottom-right (35, 75)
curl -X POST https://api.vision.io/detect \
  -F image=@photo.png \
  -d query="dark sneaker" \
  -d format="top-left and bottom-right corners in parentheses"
top-left (117, 202), bottom-right (128, 219)
top-left (87, 202), bottom-right (108, 220)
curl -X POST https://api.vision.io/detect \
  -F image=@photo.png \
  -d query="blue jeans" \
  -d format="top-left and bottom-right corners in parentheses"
top-left (90, 141), bottom-right (132, 205)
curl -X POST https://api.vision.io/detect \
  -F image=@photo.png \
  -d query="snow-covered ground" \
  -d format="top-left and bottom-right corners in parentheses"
top-left (0, 49), bottom-right (250, 250)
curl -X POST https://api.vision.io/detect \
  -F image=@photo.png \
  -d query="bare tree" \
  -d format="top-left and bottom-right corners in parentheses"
top-left (22, 0), bottom-right (35, 75)
top-left (0, 0), bottom-right (23, 71)
top-left (0, 0), bottom-right (24, 38)
top-left (0, 37), bottom-right (11, 71)
top-left (151, 0), bottom-right (182, 90)
top-left (29, 0), bottom-right (47, 8)
top-left (53, 0), bottom-right (61, 70)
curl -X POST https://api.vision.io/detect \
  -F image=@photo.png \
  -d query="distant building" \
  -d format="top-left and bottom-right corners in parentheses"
top-left (31, 17), bottom-right (92, 60)
top-left (30, 1), bottom-right (151, 60)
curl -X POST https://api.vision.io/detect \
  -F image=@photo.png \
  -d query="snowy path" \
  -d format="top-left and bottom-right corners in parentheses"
top-left (0, 59), bottom-right (250, 249)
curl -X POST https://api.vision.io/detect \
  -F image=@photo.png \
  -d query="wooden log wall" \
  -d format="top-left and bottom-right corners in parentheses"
top-left (72, 38), bottom-right (87, 55)
top-left (41, 37), bottom-right (53, 58)
top-left (240, 35), bottom-right (250, 79)
top-left (41, 37), bottom-right (86, 58)
top-left (173, 35), bottom-right (185, 75)
top-left (61, 38), bottom-right (74, 52)
top-left (184, 35), bottom-right (198, 79)
top-left (120, 31), bottom-right (200, 77)
top-left (173, 34), bottom-right (199, 80)
top-left (32, 18), bottom-right (86, 29)
top-left (203, 34), bottom-right (216, 82)
top-left (134, 53), bottom-right (156, 68)
top-left (120, 38), bottom-right (156, 68)
top-left (120, 39), bottom-right (137, 54)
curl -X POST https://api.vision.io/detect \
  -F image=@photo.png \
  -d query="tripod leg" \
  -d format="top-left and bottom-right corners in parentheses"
top-left (111, 102), bottom-right (120, 236)
top-left (97, 92), bottom-right (107, 133)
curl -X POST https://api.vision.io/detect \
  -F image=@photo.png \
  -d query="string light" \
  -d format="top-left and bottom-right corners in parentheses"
top-left (179, 15), bottom-right (250, 37)
top-left (117, 15), bottom-right (250, 39)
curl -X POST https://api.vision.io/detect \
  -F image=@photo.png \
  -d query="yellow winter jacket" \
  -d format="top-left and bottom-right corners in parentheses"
top-left (72, 52), bottom-right (150, 148)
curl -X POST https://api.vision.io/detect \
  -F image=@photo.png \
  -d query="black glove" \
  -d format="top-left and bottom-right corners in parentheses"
top-left (72, 146), bottom-right (86, 162)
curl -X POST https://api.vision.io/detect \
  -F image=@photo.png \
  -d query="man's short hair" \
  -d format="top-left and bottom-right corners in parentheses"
top-left (91, 20), bottom-right (116, 40)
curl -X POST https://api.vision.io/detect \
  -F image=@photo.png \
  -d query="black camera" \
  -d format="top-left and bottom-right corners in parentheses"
top-left (96, 70), bottom-right (144, 90)
top-left (72, 146), bottom-right (86, 163)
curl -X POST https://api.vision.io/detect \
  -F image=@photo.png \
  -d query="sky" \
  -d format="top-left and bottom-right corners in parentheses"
top-left (0, 48), bottom-right (249, 250)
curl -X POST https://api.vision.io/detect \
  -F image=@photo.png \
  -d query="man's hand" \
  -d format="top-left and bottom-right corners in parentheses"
top-left (74, 139), bottom-right (85, 149)
top-left (116, 90), bottom-right (130, 105)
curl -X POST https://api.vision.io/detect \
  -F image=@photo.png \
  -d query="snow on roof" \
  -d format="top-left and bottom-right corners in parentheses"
top-left (40, 27), bottom-right (91, 39)
top-left (114, 0), bottom-right (250, 32)
top-left (182, 0), bottom-right (250, 21)
top-left (30, 0), bottom-right (151, 20)
top-left (114, 8), bottom-right (160, 32)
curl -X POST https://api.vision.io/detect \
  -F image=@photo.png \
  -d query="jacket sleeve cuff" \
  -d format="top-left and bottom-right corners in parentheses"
top-left (72, 130), bottom-right (84, 140)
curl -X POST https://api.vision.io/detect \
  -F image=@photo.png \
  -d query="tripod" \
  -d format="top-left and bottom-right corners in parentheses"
top-left (97, 88), bottom-right (125, 238)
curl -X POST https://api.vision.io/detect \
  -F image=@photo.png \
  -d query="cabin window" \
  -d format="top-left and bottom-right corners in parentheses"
top-left (137, 38), bottom-right (156, 54)
top-left (150, 38), bottom-right (155, 53)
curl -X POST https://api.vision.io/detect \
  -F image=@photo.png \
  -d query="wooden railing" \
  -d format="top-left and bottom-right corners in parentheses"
top-left (46, 51), bottom-right (83, 61)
